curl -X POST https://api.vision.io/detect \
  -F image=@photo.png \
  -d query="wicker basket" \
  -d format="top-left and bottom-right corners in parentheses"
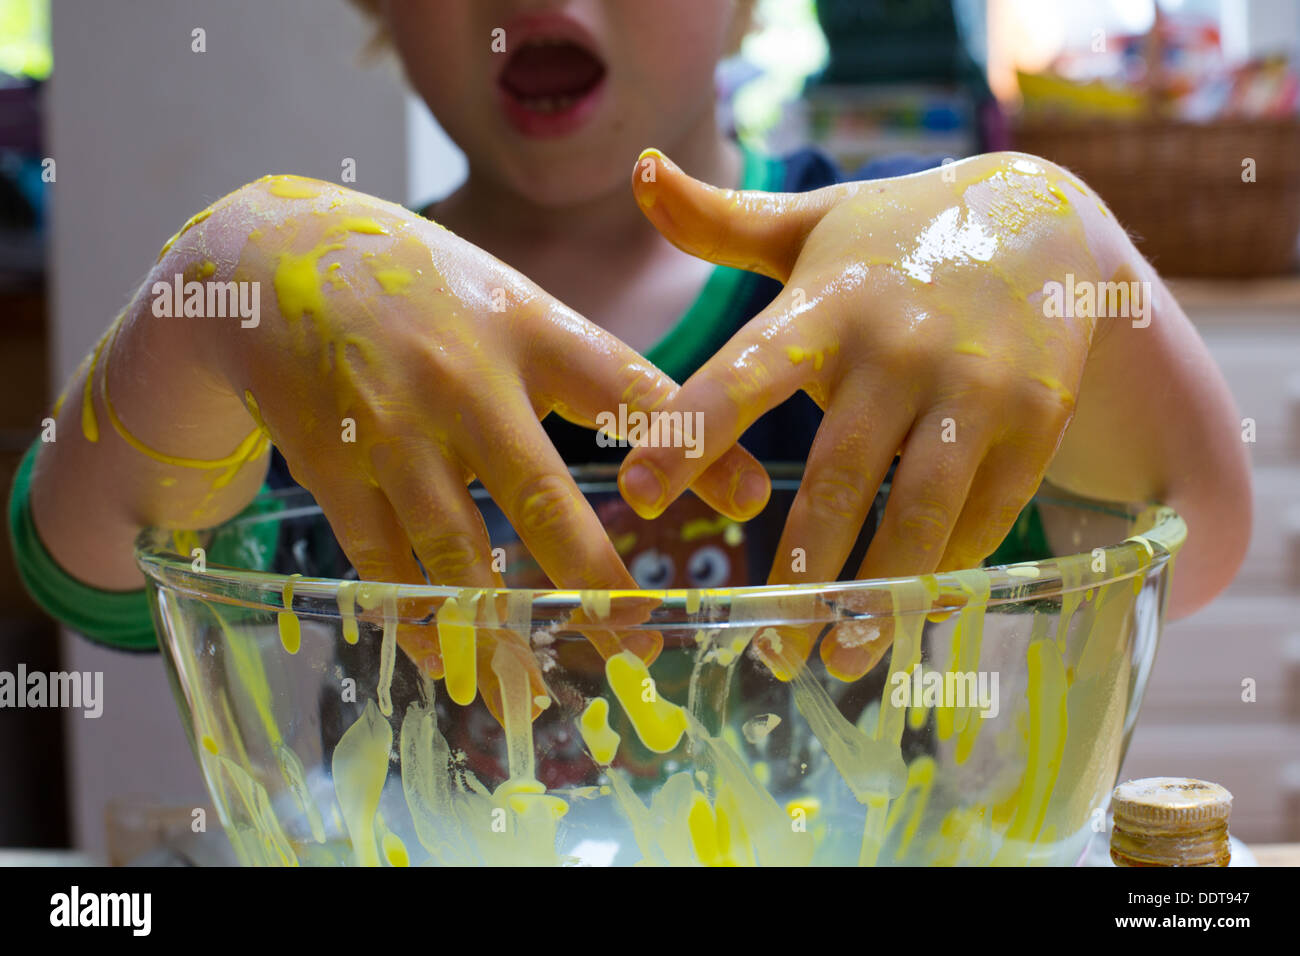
top-left (1012, 118), bottom-right (1300, 277)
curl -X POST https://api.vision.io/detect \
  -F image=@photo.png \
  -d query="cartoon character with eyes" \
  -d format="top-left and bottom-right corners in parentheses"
top-left (611, 495), bottom-right (748, 590)
top-left (497, 491), bottom-right (750, 590)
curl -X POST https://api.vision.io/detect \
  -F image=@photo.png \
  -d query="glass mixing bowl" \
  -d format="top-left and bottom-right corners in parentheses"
top-left (136, 464), bottom-right (1184, 866)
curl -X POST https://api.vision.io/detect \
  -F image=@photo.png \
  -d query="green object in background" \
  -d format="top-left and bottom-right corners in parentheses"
top-left (817, 0), bottom-right (965, 84)
top-left (984, 500), bottom-right (1052, 567)
top-left (0, 0), bottom-right (51, 80)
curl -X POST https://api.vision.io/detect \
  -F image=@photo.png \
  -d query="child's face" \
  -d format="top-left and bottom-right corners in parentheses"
top-left (383, 1), bottom-right (736, 206)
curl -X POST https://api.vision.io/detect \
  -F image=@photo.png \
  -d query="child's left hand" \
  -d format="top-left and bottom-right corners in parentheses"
top-left (620, 149), bottom-right (1112, 679)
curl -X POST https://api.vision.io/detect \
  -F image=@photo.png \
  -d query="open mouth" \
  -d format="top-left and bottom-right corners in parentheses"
top-left (497, 35), bottom-right (607, 137)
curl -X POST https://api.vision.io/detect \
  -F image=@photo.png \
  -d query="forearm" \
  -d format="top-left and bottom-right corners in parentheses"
top-left (29, 181), bottom-right (298, 591)
top-left (30, 227), bottom-right (266, 590)
top-left (1045, 227), bottom-right (1251, 618)
top-left (29, 174), bottom-right (481, 591)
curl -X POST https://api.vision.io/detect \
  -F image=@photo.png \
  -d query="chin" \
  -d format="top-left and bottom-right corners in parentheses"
top-left (499, 154), bottom-right (629, 208)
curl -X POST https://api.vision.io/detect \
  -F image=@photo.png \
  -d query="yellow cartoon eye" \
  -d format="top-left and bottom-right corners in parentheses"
top-left (630, 549), bottom-right (674, 589)
top-left (686, 545), bottom-right (730, 588)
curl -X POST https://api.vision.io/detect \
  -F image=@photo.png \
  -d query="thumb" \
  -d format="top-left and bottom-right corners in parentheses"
top-left (631, 147), bottom-right (840, 283)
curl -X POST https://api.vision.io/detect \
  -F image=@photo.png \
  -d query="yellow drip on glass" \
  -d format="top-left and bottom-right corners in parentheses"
top-left (278, 573), bottom-right (302, 655)
top-left (493, 642), bottom-right (569, 823)
top-left (376, 586), bottom-right (399, 717)
top-left (332, 700), bottom-right (391, 867)
top-left (436, 596), bottom-right (477, 706)
top-left (578, 697), bottom-right (621, 765)
top-left (235, 483), bottom-right (1167, 865)
top-left (382, 831), bottom-right (410, 867)
top-left (606, 651), bottom-right (687, 754)
top-left (337, 580), bottom-right (360, 644)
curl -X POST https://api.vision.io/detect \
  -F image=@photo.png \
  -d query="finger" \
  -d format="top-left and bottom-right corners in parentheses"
top-left (301, 466), bottom-right (426, 586)
top-left (820, 409), bottom-right (991, 681)
top-left (455, 402), bottom-right (636, 591)
top-left (353, 443), bottom-right (583, 722)
top-left (301, 468), bottom-right (445, 675)
top-left (768, 367), bottom-right (913, 586)
top-left (856, 410), bottom-right (992, 581)
top-left (632, 148), bottom-right (843, 281)
top-left (751, 370), bottom-right (911, 682)
top-left (565, 594), bottom-right (663, 666)
top-left (526, 304), bottom-right (771, 521)
top-left (449, 388), bottom-right (655, 655)
top-left (617, 285), bottom-right (838, 518)
top-left (478, 625), bottom-right (551, 726)
top-left (937, 439), bottom-right (1056, 574)
top-left (449, 373), bottom-right (665, 663)
top-left (370, 439), bottom-right (502, 588)
top-left (369, 440), bottom-right (508, 696)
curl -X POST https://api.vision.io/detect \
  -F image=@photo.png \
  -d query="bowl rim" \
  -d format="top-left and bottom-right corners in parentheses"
top-left (134, 463), bottom-right (1186, 623)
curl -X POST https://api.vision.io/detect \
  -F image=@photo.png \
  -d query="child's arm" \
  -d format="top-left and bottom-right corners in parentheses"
top-left (618, 149), bottom-right (1250, 676)
top-left (28, 174), bottom-right (772, 598)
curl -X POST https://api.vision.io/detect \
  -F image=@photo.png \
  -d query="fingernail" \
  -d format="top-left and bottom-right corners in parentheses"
top-left (621, 463), bottom-right (665, 516)
top-left (754, 627), bottom-right (797, 682)
top-left (733, 468), bottom-right (770, 515)
top-left (634, 149), bottom-right (667, 209)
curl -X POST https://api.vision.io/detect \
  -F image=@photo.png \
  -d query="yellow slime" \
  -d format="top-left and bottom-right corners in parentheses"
top-left (578, 697), bottom-right (621, 765)
top-left (606, 650), bottom-right (688, 753)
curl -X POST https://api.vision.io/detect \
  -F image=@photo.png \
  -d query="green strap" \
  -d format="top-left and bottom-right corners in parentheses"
top-left (7, 440), bottom-right (279, 652)
top-left (644, 145), bottom-right (785, 383)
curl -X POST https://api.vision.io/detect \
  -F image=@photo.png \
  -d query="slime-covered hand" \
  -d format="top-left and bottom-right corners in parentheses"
top-left (621, 150), bottom-right (1106, 680)
top-left (175, 175), bottom-right (768, 712)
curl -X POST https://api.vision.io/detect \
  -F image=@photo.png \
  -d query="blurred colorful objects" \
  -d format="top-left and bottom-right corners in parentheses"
top-left (0, 0), bottom-right (49, 285)
top-left (0, 0), bottom-right (50, 82)
top-left (797, 84), bottom-right (977, 171)
top-left (1017, 9), bottom-right (1299, 121)
top-left (1011, 6), bottom-right (1300, 278)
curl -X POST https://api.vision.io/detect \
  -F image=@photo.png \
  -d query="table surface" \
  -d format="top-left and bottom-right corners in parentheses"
top-left (1, 845), bottom-right (1297, 866)
top-left (1249, 844), bottom-right (1300, 867)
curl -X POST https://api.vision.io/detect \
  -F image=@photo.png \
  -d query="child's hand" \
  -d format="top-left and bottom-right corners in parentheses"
top-left (136, 176), bottom-right (772, 712)
top-left (620, 150), bottom-right (1104, 679)
top-left (191, 176), bottom-right (768, 598)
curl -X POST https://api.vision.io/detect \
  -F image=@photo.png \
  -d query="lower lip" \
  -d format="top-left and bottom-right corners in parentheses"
top-left (496, 76), bottom-right (606, 139)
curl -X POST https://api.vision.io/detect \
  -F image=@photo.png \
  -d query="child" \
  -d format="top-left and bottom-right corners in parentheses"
top-left (10, 0), bottom-right (1250, 684)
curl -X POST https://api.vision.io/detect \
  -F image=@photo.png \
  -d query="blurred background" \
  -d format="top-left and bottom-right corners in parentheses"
top-left (0, 0), bottom-right (1297, 861)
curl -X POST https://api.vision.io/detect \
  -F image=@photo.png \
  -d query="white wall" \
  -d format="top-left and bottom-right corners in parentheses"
top-left (406, 93), bottom-right (468, 210)
top-left (1220, 0), bottom-right (1300, 60)
top-left (47, 0), bottom-right (409, 858)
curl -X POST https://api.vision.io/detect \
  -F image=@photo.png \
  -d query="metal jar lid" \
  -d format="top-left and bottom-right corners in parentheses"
top-left (1110, 777), bottom-right (1233, 867)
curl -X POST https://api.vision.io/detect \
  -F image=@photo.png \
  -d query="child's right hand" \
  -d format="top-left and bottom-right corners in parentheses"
top-left (189, 175), bottom-right (770, 596)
